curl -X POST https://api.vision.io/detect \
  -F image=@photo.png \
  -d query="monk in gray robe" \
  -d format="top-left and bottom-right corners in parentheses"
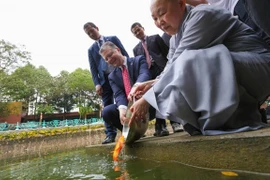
top-left (128, 0), bottom-right (270, 136)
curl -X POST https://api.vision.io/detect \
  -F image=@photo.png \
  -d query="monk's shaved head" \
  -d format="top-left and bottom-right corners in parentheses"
top-left (150, 0), bottom-right (186, 35)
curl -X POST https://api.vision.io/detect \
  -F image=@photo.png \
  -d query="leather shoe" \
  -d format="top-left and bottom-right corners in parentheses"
top-left (171, 123), bottom-right (184, 133)
top-left (102, 136), bottom-right (115, 144)
top-left (154, 120), bottom-right (169, 137)
top-left (159, 128), bottom-right (169, 136)
top-left (154, 128), bottom-right (169, 137)
top-left (183, 123), bottom-right (202, 136)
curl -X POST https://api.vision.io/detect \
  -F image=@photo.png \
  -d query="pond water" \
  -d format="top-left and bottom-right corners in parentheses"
top-left (0, 148), bottom-right (269, 180)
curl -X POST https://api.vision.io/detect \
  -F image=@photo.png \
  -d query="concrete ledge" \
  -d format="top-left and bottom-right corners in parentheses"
top-left (86, 127), bottom-right (270, 174)
top-left (0, 128), bottom-right (107, 161)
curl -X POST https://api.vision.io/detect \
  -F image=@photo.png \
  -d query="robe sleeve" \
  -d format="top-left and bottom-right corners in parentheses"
top-left (171, 5), bottom-right (238, 61)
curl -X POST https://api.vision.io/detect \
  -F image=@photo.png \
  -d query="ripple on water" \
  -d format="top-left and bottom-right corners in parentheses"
top-left (68, 173), bottom-right (106, 179)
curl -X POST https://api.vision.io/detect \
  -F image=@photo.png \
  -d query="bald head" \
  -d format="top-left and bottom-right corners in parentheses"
top-left (150, 0), bottom-right (186, 35)
top-left (150, 0), bottom-right (185, 8)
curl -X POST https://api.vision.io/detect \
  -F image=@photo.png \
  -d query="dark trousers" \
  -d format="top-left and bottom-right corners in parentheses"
top-left (149, 64), bottom-right (163, 80)
top-left (260, 108), bottom-right (267, 124)
top-left (102, 104), bottom-right (123, 131)
top-left (101, 75), bottom-right (117, 137)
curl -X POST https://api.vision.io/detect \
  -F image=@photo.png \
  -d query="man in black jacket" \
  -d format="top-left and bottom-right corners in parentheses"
top-left (131, 22), bottom-right (183, 136)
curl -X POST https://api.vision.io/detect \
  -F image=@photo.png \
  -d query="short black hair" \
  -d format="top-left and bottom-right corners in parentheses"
top-left (130, 22), bottom-right (143, 32)
top-left (83, 22), bottom-right (97, 30)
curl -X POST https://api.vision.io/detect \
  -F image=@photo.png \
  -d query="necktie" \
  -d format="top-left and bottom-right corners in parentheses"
top-left (142, 39), bottom-right (151, 69)
top-left (98, 39), bottom-right (109, 72)
top-left (122, 65), bottom-right (132, 97)
top-left (98, 39), bottom-right (103, 48)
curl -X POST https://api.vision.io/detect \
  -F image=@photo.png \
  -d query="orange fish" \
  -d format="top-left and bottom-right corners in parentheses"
top-left (113, 135), bottom-right (125, 161)
top-left (221, 171), bottom-right (238, 176)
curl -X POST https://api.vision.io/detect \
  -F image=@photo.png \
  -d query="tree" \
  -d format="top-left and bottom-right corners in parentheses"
top-left (77, 104), bottom-right (92, 119)
top-left (48, 71), bottom-right (76, 114)
top-left (0, 40), bottom-right (103, 119)
top-left (68, 68), bottom-right (101, 110)
top-left (68, 68), bottom-right (94, 93)
top-left (2, 64), bottom-right (37, 114)
top-left (32, 66), bottom-right (53, 115)
top-left (0, 102), bottom-right (22, 121)
top-left (0, 70), bottom-right (7, 101)
top-left (36, 104), bottom-right (55, 115)
top-left (0, 102), bottom-right (10, 119)
top-left (0, 40), bottom-right (31, 117)
top-left (0, 39), bottom-right (31, 74)
top-left (68, 68), bottom-right (95, 103)
top-left (1, 63), bottom-right (54, 116)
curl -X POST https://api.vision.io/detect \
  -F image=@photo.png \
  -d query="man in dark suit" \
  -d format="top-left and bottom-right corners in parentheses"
top-left (83, 22), bottom-right (129, 144)
top-left (161, 32), bottom-right (171, 48)
top-left (99, 41), bottom-right (152, 132)
top-left (131, 22), bottom-right (182, 136)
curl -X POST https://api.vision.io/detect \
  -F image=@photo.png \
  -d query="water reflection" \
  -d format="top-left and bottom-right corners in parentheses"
top-left (113, 161), bottom-right (130, 180)
top-left (0, 148), bottom-right (269, 180)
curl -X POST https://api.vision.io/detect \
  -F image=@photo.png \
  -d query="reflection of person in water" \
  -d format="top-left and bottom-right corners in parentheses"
top-left (129, 0), bottom-right (270, 136)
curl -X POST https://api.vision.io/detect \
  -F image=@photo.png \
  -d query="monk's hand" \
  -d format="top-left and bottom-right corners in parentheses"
top-left (129, 98), bottom-right (150, 127)
top-left (119, 108), bottom-right (127, 125)
top-left (128, 82), bottom-right (151, 101)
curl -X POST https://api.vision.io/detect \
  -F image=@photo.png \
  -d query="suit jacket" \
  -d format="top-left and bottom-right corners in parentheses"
top-left (133, 35), bottom-right (169, 72)
top-left (108, 55), bottom-right (151, 107)
top-left (87, 36), bottom-right (129, 87)
top-left (161, 33), bottom-right (171, 47)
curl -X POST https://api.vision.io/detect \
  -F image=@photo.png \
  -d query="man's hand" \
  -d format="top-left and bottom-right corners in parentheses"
top-left (128, 86), bottom-right (143, 102)
top-left (96, 85), bottom-right (103, 96)
top-left (119, 108), bottom-right (128, 125)
top-left (129, 98), bottom-right (150, 127)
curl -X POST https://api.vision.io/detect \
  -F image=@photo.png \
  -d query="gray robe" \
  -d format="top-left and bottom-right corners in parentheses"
top-left (143, 5), bottom-right (270, 135)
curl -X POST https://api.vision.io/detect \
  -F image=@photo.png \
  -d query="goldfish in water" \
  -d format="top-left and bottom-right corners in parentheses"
top-left (113, 135), bottom-right (125, 161)
top-left (221, 171), bottom-right (238, 176)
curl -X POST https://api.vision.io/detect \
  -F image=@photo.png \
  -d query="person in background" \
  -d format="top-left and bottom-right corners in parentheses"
top-left (131, 22), bottom-right (182, 136)
top-left (99, 41), bottom-right (152, 134)
top-left (83, 22), bottom-right (129, 144)
top-left (244, 0), bottom-right (270, 38)
top-left (186, 0), bottom-right (270, 46)
top-left (161, 32), bottom-right (171, 47)
top-left (129, 0), bottom-right (270, 136)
